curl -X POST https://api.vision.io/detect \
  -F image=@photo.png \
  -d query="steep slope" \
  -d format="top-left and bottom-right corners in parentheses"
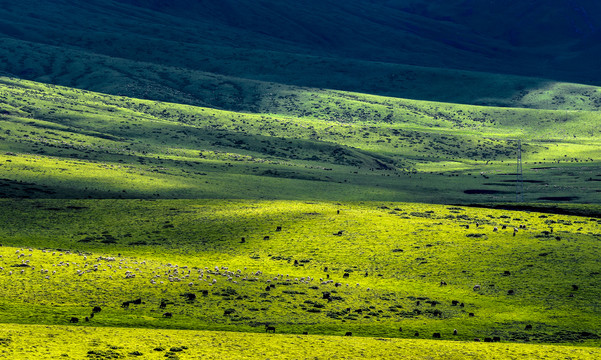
top-left (1, 0), bottom-right (600, 112)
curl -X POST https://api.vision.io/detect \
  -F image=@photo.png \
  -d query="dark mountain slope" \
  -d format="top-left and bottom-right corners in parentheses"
top-left (1, 0), bottom-right (600, 110)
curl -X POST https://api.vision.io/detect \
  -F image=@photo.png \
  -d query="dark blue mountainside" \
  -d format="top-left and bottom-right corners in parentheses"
top-left (1, 0), bottom-right (599, 107)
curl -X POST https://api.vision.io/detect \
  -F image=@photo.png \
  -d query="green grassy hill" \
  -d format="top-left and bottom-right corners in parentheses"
top-left (1, 77), bottom-right (601, 203)
top-left (2, 2), bottom-right (601, 357)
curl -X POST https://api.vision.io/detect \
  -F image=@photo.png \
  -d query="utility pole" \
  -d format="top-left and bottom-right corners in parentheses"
top-left (516, 139), bottom-right (524, 202)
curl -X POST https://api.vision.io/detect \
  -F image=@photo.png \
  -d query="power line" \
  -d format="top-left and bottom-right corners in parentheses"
top-left (516, 139), bottom-right (524, 202)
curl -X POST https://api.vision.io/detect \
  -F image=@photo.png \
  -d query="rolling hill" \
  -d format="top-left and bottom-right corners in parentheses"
top-left (2, 1), bottom-right (601, 358)
top-left (1, 0), bottom-right (601, 112)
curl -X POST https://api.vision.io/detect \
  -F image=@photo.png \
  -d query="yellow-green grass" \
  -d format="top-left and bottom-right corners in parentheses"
top-left (1, 199), bottom-right (600, 346)
top-left (1, 323), bottom-right (600, 359)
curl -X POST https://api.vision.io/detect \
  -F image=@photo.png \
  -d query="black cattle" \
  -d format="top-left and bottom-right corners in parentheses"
top-left (163, 312), bottom-right (172, 318)
top-left (433, 333), bottom-right (441, 338)
top-left (484, 337), bottom-right (493, 342)
top-left (159, 301), bottom-right (167, 309)
top-left (302, 332), bottom-right (308, 335)
top-left (414, 332), bottom-right (419, 337)
top-left (263, 236), bottom-right (270, 240)
top-left (69, 317), bottom-right (79, 323)
top-left (182, 293), bottom-right (196, 302)
top-left (453, 329), bottom-right (458, 336)
top-left (89, 313), bottom-right (94, 319)
top-left (265, 325), bottom-right (275, 333)
top-left (132, 298), bottom-right (142, 305)
top-left (343, 273), bottom-right (349, 279)
top-left (525, 324), bottom-right (533, 330)
top-left (451, 300), bottom-right (459, 306)
top-left (344, 332), bottom-right (352, 336)
top-left (85, 317), bottom-right (89, 322)
top-left (276, 226), bottom-right (282, 232)
top-left (92, 306), bottom-right (102, 313)
top-left (493, 336), bottom-right (501, 342)
top-left (572, 285), bottom-right (579, 291)
top-left (122, 301), bottom-right (130, 308)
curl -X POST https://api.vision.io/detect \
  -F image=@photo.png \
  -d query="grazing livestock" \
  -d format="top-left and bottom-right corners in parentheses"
top-left (572, 285), bottom-right (579, 291)
top-left (493, 227), bottom-right (498, 232)
top-left (85, 317), bottom-right (89, 322)
top-left (474, 338), bottom-right (481, 342)
top-left (440, 280), bottom-right (447, 286)
top-left (89, 313), bottom-right (94, 319)
top-left (414, 332), bottom-right (419, 337)
top-left (240, 237), bottom-right (245, 243)
top-left (159, 301), bottom-right (167, 309)
top-left (502, 225), bottom-right (507, 230)
top-left (507, 290), bottom-right (515, 295)
top-left (453, 329), bottom-right (458, 336)
top-left (182, 293), bottom-right (196, 302)
top-left (343, 273), bottom-right (349, 279)
top-left (484, 337), bottom-right (493, 342)
top-left (265, 325), bottom-right (276, 333)
top-left (276, 226), bottom-right (282, 232)
top-left (302, 332), bottom-right (308, 335)
top-left (473, 285), bottom-right (481, 291)
top-left (122, 301), bottom-right (130, 308)
top-left (469, 313), bottom-right (475, 317)
top-left (493, 336), bottom-right (501, 342)
top-left (163, 312), bottom-right (172, 318)
top-left (344, 332), bottom-right (352, 336)
top-left (433, 333), bottom-right (441, 338)
top-left (92, 306), bottom-right (101, 313)
top-left (451, 300), bottom-right (459, 306)
top-left (263, 236), bottom-right (270, 240)
top-left (525, 324), bottom-right (533, 330)
top-left (69, 317), bottom-right (79, 323)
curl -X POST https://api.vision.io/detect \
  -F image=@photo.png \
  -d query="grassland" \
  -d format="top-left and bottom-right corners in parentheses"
top-left (1, 199), bottom-right (601, 358)
top-left (2, 324), bottom-right (601, 359)
top-left (2, 77), bottom-right (601, 204)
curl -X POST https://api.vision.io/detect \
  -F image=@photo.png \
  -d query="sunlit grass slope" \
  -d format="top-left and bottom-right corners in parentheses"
top-left (0, 199), bottom-right (600, 347)
top-left (1, 323), bottom-right (600, 359)
top-left (2, 77), bottom-right (601, 203)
